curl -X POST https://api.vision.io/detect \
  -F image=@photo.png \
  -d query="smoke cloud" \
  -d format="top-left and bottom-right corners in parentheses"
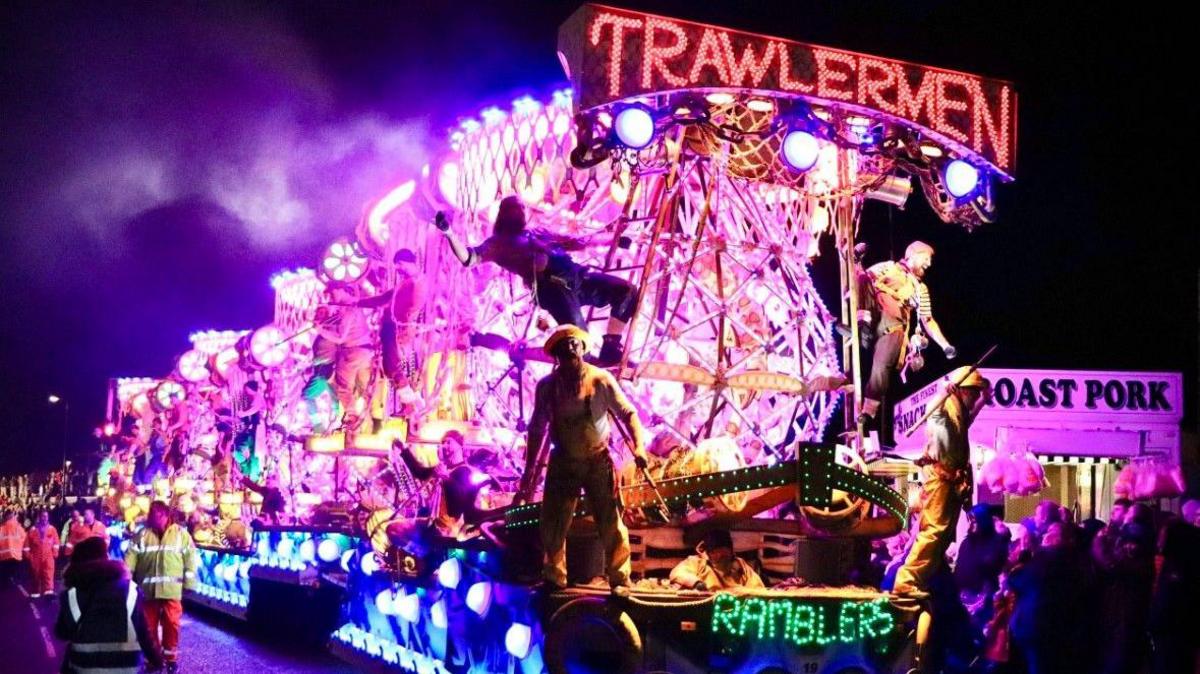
top-left (10, 2), bottom-right (437, 273)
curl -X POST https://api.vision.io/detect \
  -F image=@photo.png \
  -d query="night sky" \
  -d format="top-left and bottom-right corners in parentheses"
top-left (0, 1), bottom-right (1194, 475)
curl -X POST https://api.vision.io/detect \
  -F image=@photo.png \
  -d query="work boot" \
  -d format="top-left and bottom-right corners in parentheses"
top-left (536, 579), bottom-right (567, 597)
top-left (588, 334), bottom-right (625, 368)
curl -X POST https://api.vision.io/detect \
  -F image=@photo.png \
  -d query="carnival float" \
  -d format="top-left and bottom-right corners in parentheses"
top-left (99, 5), bottom-right (1017, 673)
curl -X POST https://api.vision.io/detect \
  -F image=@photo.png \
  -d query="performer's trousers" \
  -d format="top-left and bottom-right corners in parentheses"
top-left (537, 268), bottom-right (636, 328)
top-left (540, 451), bottom-right (631, 587)
top-left (28, 554), bottom-right (54, 595)
top-left (143, 598), bottom-right (183, 663)
top-left (314, 339), bottom-right (374, 415)
top-left (894, 464), bottom-right (966, 594)
top-left (863, 329), bottom-right (904, 417)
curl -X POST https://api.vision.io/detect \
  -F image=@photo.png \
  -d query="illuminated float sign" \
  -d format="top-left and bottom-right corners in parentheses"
top-left (710, 593), bottom-right (897, 652)
top-left (558, 4), bottom-right (1018, 176)
top-left (894, 369), bottom-right (1183, 441)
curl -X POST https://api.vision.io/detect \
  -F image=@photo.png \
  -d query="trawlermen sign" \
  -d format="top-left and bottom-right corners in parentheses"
top-left (557, 4), bottom-right (1018, 176)
top-left (894, 369), bottom-right (1183, 439)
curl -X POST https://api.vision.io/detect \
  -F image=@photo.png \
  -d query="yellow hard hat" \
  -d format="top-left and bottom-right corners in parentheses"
top-left (948, 365), bottom-right (988, 389)
top-left (543, 324), bottom-right (592, 356)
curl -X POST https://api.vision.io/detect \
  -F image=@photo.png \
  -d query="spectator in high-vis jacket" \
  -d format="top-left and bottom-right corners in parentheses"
top-left (56, 537), bottom-right (162, 674)
top-left (124, 502), bottom-right (196, 673)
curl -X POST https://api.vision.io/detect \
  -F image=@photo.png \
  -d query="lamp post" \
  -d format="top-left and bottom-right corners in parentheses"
top-left (49, 395), bottom-right (68, 497)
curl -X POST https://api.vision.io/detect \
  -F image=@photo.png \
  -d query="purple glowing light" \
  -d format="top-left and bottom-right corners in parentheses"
top-left (613, 105), bottom-right (655, 149)
top-left (437, 557), bottom-right (461, 589)
top-left (782, 129), bottom-right (820, 171)
top-left (944, 160), bottom-right (980, 198)
top-left (466, 581), bottom-right (492, 617)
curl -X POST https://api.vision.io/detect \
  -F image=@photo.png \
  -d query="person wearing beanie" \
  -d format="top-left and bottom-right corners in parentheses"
top-left (56, 536), bottom-right (163, 673)
top-left (670, 528), bottom-right (764, 591)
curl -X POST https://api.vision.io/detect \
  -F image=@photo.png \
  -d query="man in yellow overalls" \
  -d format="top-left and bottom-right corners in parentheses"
top-left (519, 325), bottom-right (648, 596)
top-left (893, 367), bottom-right (990, 602)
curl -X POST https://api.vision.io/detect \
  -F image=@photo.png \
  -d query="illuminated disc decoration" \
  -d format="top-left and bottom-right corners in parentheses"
top-left (213, 348), bottom-right (239, 378)
top-left (153, 381), bottom-right (186, 411)
top-left (248, 325), bottom-right (288, 369)
top-left (177, 349), bottom-right (210, 383)
top-left (321, 238), bottom-right (369, 284)
top-left (316, 537), bottom-right (342, 563)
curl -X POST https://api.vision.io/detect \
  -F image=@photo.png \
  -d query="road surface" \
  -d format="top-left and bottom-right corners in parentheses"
top-left (0, 570), bottom-right (358, 674)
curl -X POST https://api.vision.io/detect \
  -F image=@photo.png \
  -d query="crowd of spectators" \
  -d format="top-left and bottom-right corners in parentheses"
top-left (869, 497), bottom-right (1200, 673)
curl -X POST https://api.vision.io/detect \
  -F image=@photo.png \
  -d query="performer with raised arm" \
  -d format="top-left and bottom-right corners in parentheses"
top-left (859, 241), bottom-right (957, 434)
top-left (518, 324), bottom-right (649, 596)
top-left (434, 196), bottom-right (636, 367)
top-left (892, 366), bottom-right (991, 603)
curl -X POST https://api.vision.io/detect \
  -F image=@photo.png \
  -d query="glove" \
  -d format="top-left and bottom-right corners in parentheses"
top-left (634, 454), bottom-right (649, 471)
top-left (433, 211), bottom-right (450, 232)
top-left (692, 581), bottom-right (707, 591)
top-left (943, 344), bottom-right (958, 359)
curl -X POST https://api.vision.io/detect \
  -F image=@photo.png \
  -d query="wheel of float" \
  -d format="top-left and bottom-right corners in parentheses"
top-left (801, 444), bottom-right (870, 528)
top-left (544, 596), bottom-right (642, 674)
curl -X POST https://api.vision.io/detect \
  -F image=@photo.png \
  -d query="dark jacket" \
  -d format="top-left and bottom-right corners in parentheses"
top-left (54, 559), bottom-right (160, 674)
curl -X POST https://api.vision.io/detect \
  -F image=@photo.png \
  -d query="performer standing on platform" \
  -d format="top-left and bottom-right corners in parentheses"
top-left (346, 248), bottom-right (427, 407)
top-left (893, 367), bottom-right (990, 602)
top-left (313, 285), bottom-right (375, 431)
top-left (435, 197), bottom-right (636, 367)
top-left (519, 324), bottom-right (648, 595)
top-left (860, 241), bottom-right (956, 432)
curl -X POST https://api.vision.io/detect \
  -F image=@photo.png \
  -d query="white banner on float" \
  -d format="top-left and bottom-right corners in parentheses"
top-left (894, 369), bottom-right (1183, 445)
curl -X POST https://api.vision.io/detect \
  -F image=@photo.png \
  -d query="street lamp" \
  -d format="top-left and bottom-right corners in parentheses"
top-left (49, 394), bottom-right (69, 497)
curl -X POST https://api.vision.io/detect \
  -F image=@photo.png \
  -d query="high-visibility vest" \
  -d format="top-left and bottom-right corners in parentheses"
top-left (61, 579), bottom-right (144, 674)
top-left (0, 520), bottom-right (24, 561)
top-left (65, 521), bottom-right (110, 553)
top-left (124, 525), bottom-right (197, 601)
